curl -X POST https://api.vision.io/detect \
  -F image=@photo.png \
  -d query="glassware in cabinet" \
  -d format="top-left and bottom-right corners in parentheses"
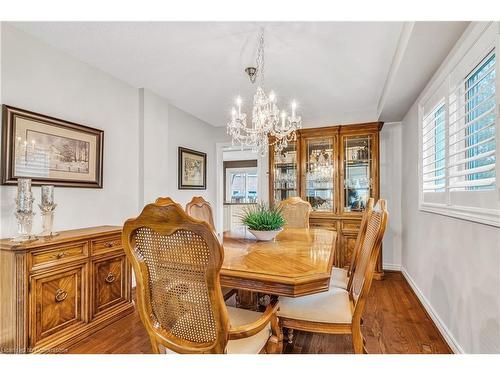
top-left (304, 137), bottom-right (335, 212)
top-left (343, 135), bottom-right (372, 212)
top-left (272, 142), bottom-right (298, 205)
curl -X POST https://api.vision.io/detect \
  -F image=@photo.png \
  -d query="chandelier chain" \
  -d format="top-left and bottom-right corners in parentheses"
top-left (256, 28), bottom-right (265, 86)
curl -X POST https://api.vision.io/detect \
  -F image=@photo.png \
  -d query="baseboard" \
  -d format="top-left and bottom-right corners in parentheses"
top-left (400, 267), bottom-right (464, 354)
top-left (383, 263), bottom-right (401, 271)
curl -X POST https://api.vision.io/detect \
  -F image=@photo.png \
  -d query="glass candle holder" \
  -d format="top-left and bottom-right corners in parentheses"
top-left (13, 211), bottom-right (36, 242)
top-left (39, 209), bottom-right (57, 237)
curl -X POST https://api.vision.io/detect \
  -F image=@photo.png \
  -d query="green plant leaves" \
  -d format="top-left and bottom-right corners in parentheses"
top-left (239, 203), bottom-right (285, 231)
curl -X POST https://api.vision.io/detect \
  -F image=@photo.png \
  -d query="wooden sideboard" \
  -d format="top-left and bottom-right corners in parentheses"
top-left (269, 122), bottom-right (383, 279)
top-left (0, 226), bottom-right (133, 353)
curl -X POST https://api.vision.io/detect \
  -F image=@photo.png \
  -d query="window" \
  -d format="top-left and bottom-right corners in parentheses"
top-left (226, 168), bottom-right (258, 203)
top-left (419, 28), bottom-right (499, 227)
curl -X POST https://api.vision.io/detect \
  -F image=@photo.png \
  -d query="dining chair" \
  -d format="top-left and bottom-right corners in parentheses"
top-left (185, 196), bottom-right (236, 301)
top-left (185, 196), bottom-right (216, 231)
top-left (278, 197), bottom-right (312, 229)
top-left (155, 196), bottom-right (177, 206)
top-left (330, 198), bottom-right (375, 290)
top-left (122, 202), bottom-right (282, 354)
top-left (277, 199), bottom-right (388, 354)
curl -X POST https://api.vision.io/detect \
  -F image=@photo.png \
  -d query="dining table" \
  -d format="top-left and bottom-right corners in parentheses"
top-left (220, 227), bottom-right (337, 300)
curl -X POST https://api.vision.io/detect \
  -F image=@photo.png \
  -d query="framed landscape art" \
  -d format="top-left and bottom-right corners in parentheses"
top-left (1, 105), bottom-right (104, 188)
top-left (178, 147), bottom-right (207, 190)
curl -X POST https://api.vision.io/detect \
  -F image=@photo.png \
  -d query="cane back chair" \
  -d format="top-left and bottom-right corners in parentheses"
top-left (185, 196), bottom-right (216, 231)
top-left (185, 196), bottom-right (236, 300)
top-left (330, 198), bottom-right (375, 290)
top-left (277, 199), bottom-right (388, 354)
top-left (278, 197), bottom-right (312, 229)
top-left (122, 202), bottom-right (282, 354)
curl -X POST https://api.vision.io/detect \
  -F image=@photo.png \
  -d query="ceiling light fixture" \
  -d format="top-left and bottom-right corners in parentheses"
top-left (227, 28), bottom-right (301, 155)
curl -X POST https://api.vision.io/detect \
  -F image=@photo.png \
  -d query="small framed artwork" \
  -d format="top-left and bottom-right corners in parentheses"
top-left (178, 147), bottom-right (207, 190)
top-left (1, 105), bottom-right (104, 188)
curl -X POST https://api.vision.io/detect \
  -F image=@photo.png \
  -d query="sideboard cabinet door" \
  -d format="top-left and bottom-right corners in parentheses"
top-left (29, 263), bottom-right (87, 348)
top-left (91, 254), bottom-right (129, 319)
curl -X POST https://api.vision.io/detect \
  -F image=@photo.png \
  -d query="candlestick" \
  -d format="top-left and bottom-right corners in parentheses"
top-left (236, 96), bottom-right (242, 117)
top-left (17, 178), bottom-right (32, 193)
top-left (41, 185), bottom-right (54, 206)
top-left (12, 178), bottom-right (37, 243)
top-left (291, 101), bottom-right (297, 119)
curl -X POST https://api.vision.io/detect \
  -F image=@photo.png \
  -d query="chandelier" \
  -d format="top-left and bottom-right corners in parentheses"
top-left (227, 29), bottom-right (302, 155)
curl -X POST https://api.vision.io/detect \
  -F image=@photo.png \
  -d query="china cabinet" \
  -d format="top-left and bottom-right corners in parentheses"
top-left (269, 122), bottom-right (383, 278)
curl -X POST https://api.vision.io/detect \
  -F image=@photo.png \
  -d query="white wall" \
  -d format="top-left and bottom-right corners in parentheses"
top-left (139, 88), bottom-right (169, 206)
top-left (398, 22), bottom-right (500, 353)
top-left (380, 122), bottom-right (403, 269)
top-left (166, 104), bottom-right (229, 211)
top-left (0, 24), bottom-right (140, 237)
top-left (401, 101), bottom-right (500, 353)
top-left (0, 24), bottom-right (229, 237)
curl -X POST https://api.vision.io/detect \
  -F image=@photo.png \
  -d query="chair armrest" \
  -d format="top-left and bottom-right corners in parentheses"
top-left (228, 298), bottom-right (279, 340)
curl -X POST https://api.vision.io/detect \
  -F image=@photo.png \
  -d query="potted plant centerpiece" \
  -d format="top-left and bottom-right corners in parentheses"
top-left (240, 203), bottom-right (285, 241)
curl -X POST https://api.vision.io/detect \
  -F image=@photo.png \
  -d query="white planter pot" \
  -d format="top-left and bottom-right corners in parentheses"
top-left (248, 228), bottom-right (283, 241)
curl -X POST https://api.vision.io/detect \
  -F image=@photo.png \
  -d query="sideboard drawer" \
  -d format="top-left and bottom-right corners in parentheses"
top-left (91, 254), bottom-right (129, 319)
top-left (30, 241), bottom-right (88, 271)
top-left (91, 235), bottom-right (122, 255)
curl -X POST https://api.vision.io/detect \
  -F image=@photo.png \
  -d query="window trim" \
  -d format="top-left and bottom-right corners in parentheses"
top-left (418, 23), bottom-right (500, 227)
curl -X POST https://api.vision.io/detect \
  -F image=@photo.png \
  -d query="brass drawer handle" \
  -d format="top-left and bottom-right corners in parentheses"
top-left (53, 251), bottom-right (68, 260)
top-left (105, 241), bottom-right (119, 248)
top-left (105, 272), bottom-right (116, 283)
top-left (55, 289), bottom-right (68, 302)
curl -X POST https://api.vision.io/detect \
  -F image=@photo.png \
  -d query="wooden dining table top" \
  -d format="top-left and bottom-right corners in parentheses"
top-left (220, 227), bottom-right (337, 297)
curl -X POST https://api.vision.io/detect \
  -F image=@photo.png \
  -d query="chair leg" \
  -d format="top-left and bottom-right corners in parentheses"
top-left (149, 337), bottom-right (161, 354)
top-left (266, 313), bottom-right (283, 354)
top-left (352, 322), bottom-right (364, 354)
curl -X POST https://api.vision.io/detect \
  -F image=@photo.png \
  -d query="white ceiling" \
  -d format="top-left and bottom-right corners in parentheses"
top-left (9, 21), bottom-right (469, 126)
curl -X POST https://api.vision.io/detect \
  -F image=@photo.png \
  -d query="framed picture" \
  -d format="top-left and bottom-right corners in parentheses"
top-left (178, 147), bottom-right (207, 190)
top-left (1, 105), bottom-right (104, 188)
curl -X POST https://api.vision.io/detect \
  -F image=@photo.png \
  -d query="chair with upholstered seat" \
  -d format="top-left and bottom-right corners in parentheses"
top-left (185, 196), bottom-right (236, 301)
top-left (155, 196), bottom-right (177, 206)
top-left (277, 199), bottom-right (388, 354)
top-left (278, 197), bottom-right (312, 229)
top-left (330, 198), bottom-right (375, 290)
top-left (122, 202), bottom-right (282, 354)
top-left (185, 196), bottom-right (216, 231)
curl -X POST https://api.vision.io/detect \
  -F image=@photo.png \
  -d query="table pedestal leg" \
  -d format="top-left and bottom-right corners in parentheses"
top-left (235, 290), bottom-right (259, 310)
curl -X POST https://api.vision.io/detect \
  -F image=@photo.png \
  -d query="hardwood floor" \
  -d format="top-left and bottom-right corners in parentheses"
top-left (67, 271), bottom-right (452, 354)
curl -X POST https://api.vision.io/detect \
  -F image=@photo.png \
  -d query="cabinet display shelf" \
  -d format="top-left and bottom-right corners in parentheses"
top-left (346, 160), bottom-right (371, 165)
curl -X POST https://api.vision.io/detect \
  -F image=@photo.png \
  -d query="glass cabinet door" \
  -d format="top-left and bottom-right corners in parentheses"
top-left (272, 142), bottom-right (298, 205)
top-left (343, 135), bottom-right (372, 212)
top-left (304, 138), bottom-right (335, 212)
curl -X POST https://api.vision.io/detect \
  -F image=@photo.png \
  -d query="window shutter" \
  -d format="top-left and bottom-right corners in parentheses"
top-left (422, 103), bottom-right (446, 192)
top-left (447, 51), bottom-right (496, 191)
